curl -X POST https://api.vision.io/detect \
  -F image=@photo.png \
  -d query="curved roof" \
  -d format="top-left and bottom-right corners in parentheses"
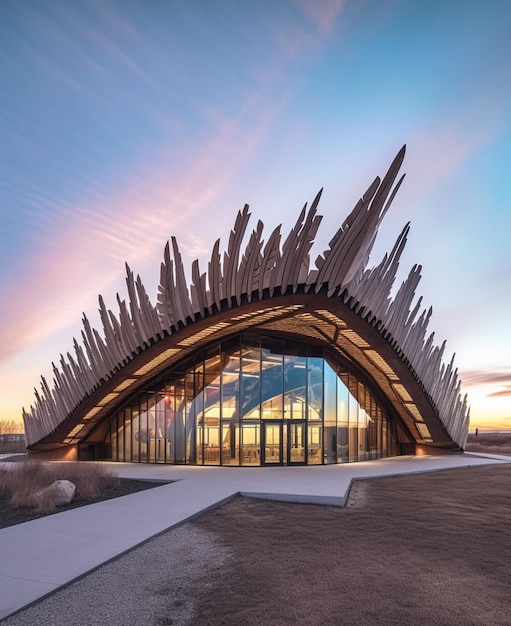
top-left (23, 146), bottom-right (469, 450)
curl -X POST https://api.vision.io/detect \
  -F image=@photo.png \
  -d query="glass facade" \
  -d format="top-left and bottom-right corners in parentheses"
top-left (104, 334), bottom-right (398, 465)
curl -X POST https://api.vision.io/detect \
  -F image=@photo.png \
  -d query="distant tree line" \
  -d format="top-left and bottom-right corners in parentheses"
top-left (0, 419), bottom-right (23, 434)
top-left (0, 420), bottom-right (26, 453)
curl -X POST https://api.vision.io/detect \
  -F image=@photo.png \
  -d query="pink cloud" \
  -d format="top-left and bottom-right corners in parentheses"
top-left (487, 387), bottom-right (511, 398)
top-left (460, 369), bottom-right (511, 387)
top-left (460, 369), bottom-right (511, 399)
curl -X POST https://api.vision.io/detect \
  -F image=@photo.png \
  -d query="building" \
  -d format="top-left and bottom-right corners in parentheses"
top-left (22, 146), bottom-right (469, 465)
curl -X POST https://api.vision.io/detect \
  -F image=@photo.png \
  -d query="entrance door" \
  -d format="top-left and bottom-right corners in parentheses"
top-left (262, 422), bottom-right (283, 465)
top-left (287, 421), bottom-right (306, 465)
top-left (262, 421), bottom-right (307, 465)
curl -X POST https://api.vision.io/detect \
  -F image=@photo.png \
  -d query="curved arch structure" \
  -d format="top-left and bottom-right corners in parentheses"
top-left (23, 146), bottom-right (469, 462)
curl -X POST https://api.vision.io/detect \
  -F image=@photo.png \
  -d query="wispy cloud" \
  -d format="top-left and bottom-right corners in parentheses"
top-left (0, 97), bottom-right (278, 365)
top-left (460, 369), bottom-right (511, 399)
top-left (86, 30), bottom-right (160, 89)
top-left (460, 370), bottom-right (511, 386)
top-left (295, 0), bottom-right (347, 33)
top-left (487, 387), bottom-right (511, 398)
top-left (5, 2), bottom-right (158, 107)
top-left (2, 0), bottom-right (347, 374)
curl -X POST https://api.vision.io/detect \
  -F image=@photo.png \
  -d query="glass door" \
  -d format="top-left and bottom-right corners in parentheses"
top-left (262, 421), bottom-right (308, 465)
top-left (262, 422), bottom-right (283, 465)
top-left (287, 421), bottom-right (306, 464)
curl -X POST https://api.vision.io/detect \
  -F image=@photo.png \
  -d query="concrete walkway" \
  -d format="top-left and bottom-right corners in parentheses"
top-left (1, 453), bottom-right (509, 621)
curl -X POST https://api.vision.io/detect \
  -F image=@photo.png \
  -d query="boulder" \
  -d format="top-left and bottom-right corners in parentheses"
top-left (36, 479), bottom-right (76, 506)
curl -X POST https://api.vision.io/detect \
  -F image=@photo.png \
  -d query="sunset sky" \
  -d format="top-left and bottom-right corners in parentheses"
top-left (1, 0), bottom-right (510, 432)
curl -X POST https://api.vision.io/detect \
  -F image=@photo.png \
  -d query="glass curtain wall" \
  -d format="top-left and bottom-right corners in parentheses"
top-left (104, 334), bottom-right (398, 465)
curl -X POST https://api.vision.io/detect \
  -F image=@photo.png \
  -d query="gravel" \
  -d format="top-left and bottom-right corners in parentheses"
top-left (3, 524), bottom-right (230, 626)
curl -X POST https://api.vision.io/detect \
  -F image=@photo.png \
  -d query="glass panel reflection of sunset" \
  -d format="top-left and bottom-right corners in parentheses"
top-left (105, 334), bottom-right (398, 465)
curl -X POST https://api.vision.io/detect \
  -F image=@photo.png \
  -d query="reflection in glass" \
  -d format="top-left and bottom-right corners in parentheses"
top-left (105, 334), bottom-right (398, 466)
top-left (124, 409), bottom-right (131, 462)
top-left (307, 357), bottom-right (323, 421)
top-left (241, 344), bottom-right (261, 420)
top-left (131, 405), bottom-right (139, 463)
top-left (308, 424), bottom-right (322, 465)
top-left (337, 372), bottom-right (349, 462)
top-left (284, 354), bottom-right (306, 420)
top-left (261, 344), bottom-right (283, 420)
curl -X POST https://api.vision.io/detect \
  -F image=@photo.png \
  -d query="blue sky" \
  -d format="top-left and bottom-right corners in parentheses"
top-left (1, 0), bottom-right (510, 430)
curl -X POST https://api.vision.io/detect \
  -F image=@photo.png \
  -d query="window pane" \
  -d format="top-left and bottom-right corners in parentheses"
top-left (307, 357), bottom-right (323, 421)
top-left (155, 392), bottom-right (166, 462)
top-left (165, 382), bottom-right (175, 462)
top-left (261, 343), bottom-right (283, 419)
top-left (357, 382), bottom-right (368, 461)
top-left (337, 370), bottom-right (349, 462)
top-left (131, 403), bottom-right (140, 462)
top-left (173, 375), bottom-right (186, 463)
top-left (284, 354), bottom-right (306, 420)
top-left (323, 426), bottom-right (336, 464)
top-left (185, 371), bottom-right (196, 463)
top-left (124, 408), bottom-right (131, 462)
top-left (241, 423), bottom-right (260, 465)
top-left (101, 332), bottom-right (401, 466)
top-left (307, 424), bottom-right (322, 464)
top-left (203, 350), bottom-right (221, 427)
top-left (222, 423), bottom-right (239, 466)
top-left (348, 374), bottom-right (358, 461)
top-left (109, 414), bottom-right (117, 461)
top-left (241, 344), bottom-right (261, 420)
top-left (203, 426), bottom-right (220, 464)
top-left (324, 357), bottom-right (337, 464)
top-left (324, 361), bottom-right (337, 424)
top-left (221, 348), bottom-right (240, 421)
top-left (367, 392), bottom-right (378, 460)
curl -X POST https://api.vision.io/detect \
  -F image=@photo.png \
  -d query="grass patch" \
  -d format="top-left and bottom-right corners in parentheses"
top-left (0, 460), bottom-right (120, 514)
top-left (0, 460), bottom-right (170, 528)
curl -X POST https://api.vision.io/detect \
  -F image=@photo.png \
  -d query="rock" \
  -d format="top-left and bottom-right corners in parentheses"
top-left (36, 479), bottom-right (76, 506)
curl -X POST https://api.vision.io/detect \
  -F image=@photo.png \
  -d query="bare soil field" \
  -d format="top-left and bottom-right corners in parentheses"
top-left (188, 464), bottom-right (511, 626)
top-left (4, 463), bottom-right (511, 626)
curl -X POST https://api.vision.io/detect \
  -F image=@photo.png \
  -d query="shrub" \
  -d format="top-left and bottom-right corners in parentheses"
top-left (54, 462), bottom-right (120, 500)
top-left (0, 460), bottom-right (119, 513)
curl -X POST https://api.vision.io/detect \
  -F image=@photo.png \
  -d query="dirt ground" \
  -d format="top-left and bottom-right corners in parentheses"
top-left (4, 463), bottom-right (511, 626)
top-left (188, 464), bottom-right (511, 626)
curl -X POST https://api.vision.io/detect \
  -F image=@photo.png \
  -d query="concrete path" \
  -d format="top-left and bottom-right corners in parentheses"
top-left (1, 453), bottom-right (509, 621)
